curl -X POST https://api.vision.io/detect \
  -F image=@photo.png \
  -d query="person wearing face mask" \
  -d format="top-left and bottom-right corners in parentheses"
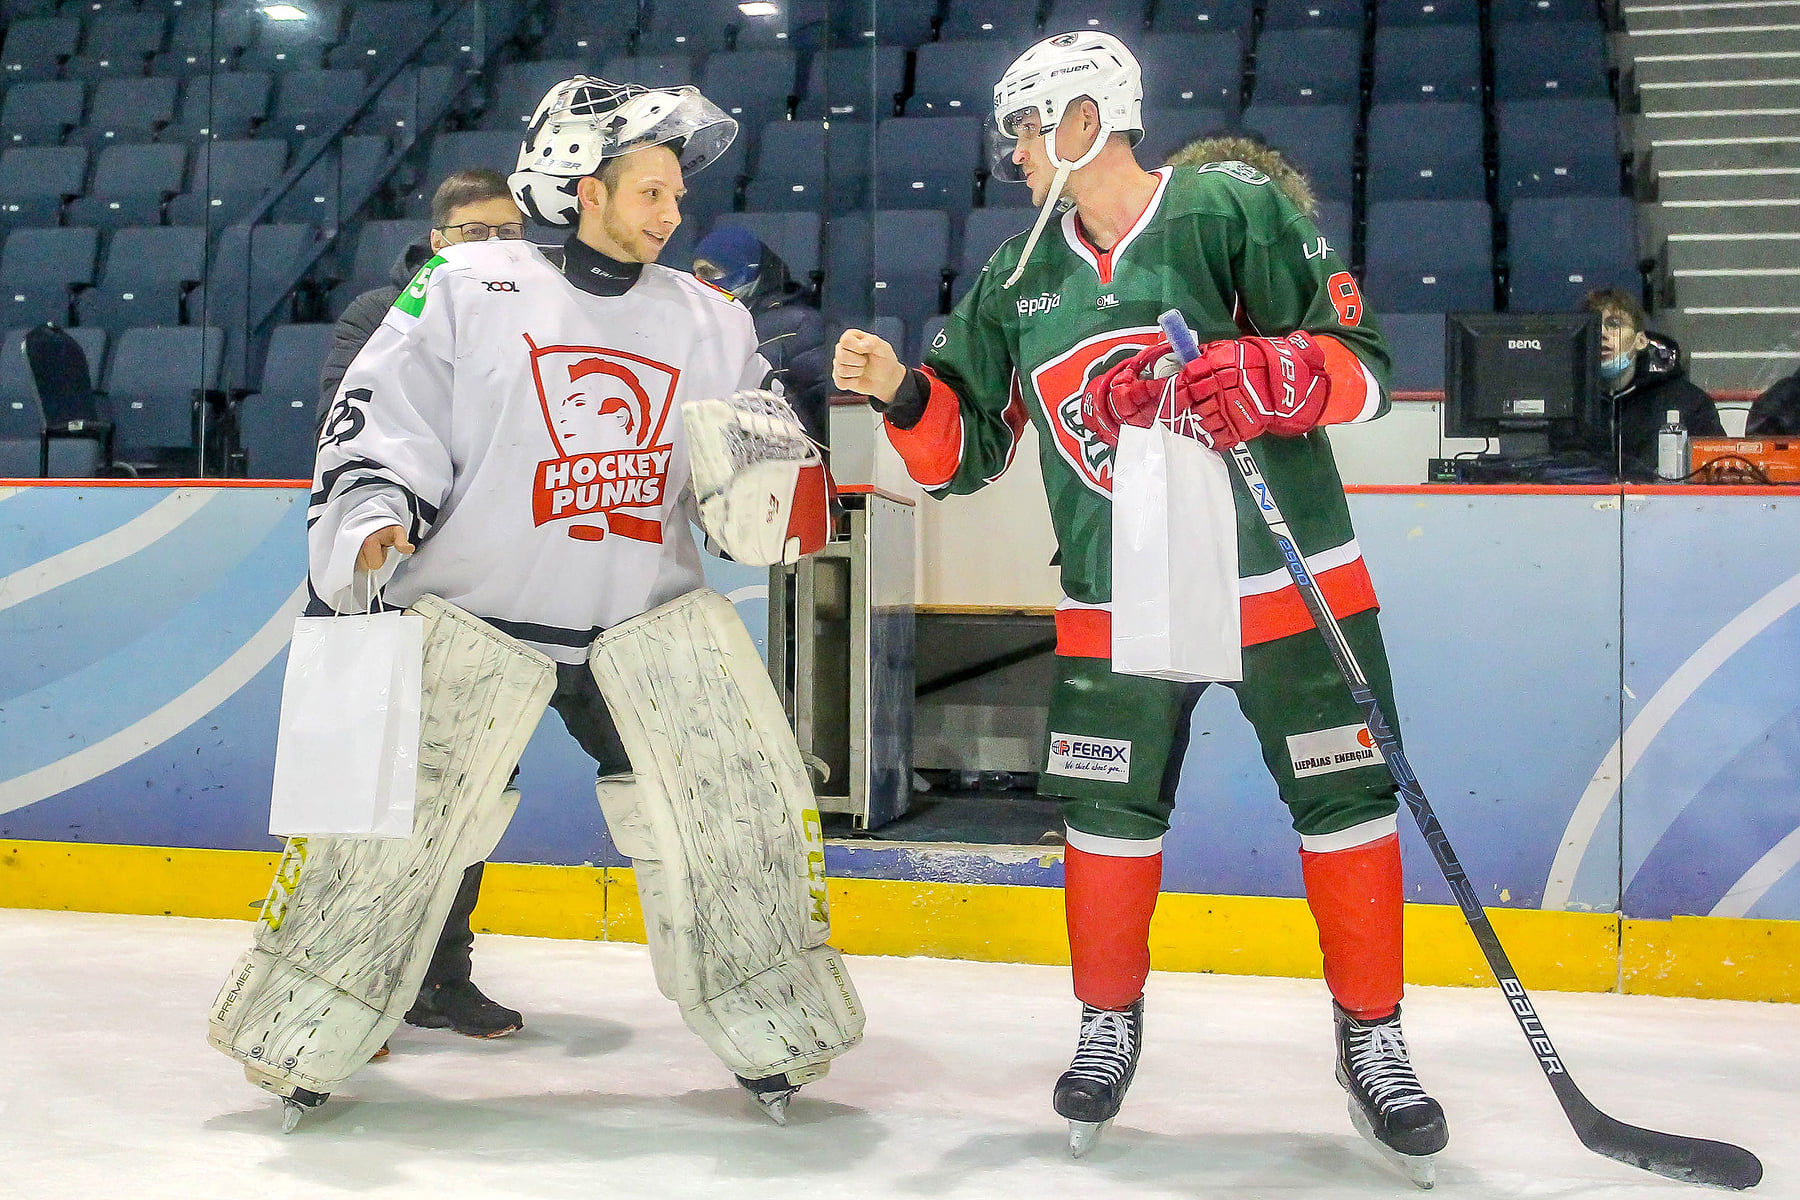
top-left (316, 170), bottom-right (527, 433)
top-left (1580, 289), bottom-right (1722, 480)
top-left (691, 224), bottom-right (830, 451)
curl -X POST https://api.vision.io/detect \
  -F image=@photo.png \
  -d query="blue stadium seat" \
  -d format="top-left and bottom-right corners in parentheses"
top-left (598, 53), bottom-right (696, 90)
top-left (1372, 25), bottom-right (1481, 103)
top-left (1365, 103), bottom-right (1485, 201)
top-left (875, 117), bottom-right (984, 210)
top-left (240, 323), bottom-right (332, 479)
top-left (725, 0), bottom-right (827, 49)
top-left (830, 0), bottom-right (938, 48)
top-left (873, 209), bottom-right (951, 329)
top-left (539, 0), bottom-right (641, 59)
top-left (1494, 22), bottom-right (1610, 99)
top-left (698, 50), bottom-right (799, 143)
top-left (194, 222), bottom-right (319, 384)
top-left (400, 129), bottom-right (521, 217)
top-left (1239, 103), bottom-right (1355, 201)
top-left (1140, 31), bottom-right (1244, 112)
top-left (22, 323), bottom-right (109, 476)
top-left (79, 225), bottom-right (206, 329)
top-left (239, 3), bottom-right (342, 71)
top-left (1312, 199), bottom-right (1351, 255)
top-left (822, 210), bottom-right (872, 321)
top-left (1262, 0), bottom-right (1365, 29)
top-left (64, 10), bottom-right (165, 80)
top-left (910, 40), bottom-right (1019, 117)
top-left (871, 314), bottom-right (911, 363)
top-left (1045, 0), bottom-right (1153, 34)
top-left (1151, 0), bottom-right (1255, 32)
top-left (636, 0), bottom-right (735, 52)
top-left (1492, 0), bottom-right (1597, 20)
top-left (954, 205), bottom-right (1034, 300)
top-left (679, 135), bottom-right (747, 230)
top-left (1135, 106), bottom-right (1235, 168)
top-left (0, 226), bottom-right (98, 328)
top-left (939, 0), bottom-right (1044, 40)
top-left (166, 72), bottom-right (273, 142)
top-left (73, 76), bottom-right (178, 147)
top-left (356, 64), bottom-right (455, 141)
top-left (270, 68), bottom-right (368, 140)
top-left (155, 5), bottom-right (254, 75)
top-left (325, 1), bottom-right (431, 69)
top-left (795, 45), bottom-right (906, 120)
top-left (66, 143), bottom-right (187, 229)
top-left (167, 138), bottom-right (289, 226)
top-left (1506, 195), bottom-right (1637, 310)
top-left (476, 59), bottom-right (588, 132)
top-left (1376, 0), bottom-right (1479, 23)
top-left (1380, 312), bottom-right (1446, 391)
top-left (744, 120), bottom-right (870, 211)
top-left (274, 135), bottom-right (388, 225)
top-left (0, 145), bottom-right (87, 227)
top-left (0, 330), bottom-right (40, 475)
top-left (105, 325), bottom-right (223, 457)
top-left (1, 81), bottom-right (84, 147)
top-left (336, 217), bottom-right (418, 302)
top-left (1497, 98), bottom-right (1622, 205)
top-left (1251, 30), bottom-right (1362, 105)
top-left (711, 211), bottom-right (822, 282)
top-left (1364, 199), bottom-right (1494, 312)
top-left (0, 17), bottom-right (81, 81)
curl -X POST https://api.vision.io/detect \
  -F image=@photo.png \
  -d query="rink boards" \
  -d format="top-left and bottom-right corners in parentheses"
top-left (1, 480), bottom-right (1798, 1002)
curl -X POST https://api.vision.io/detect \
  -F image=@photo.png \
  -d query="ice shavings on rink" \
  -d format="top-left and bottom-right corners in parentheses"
top-left (0, 908), bottom-right (1793, 1200)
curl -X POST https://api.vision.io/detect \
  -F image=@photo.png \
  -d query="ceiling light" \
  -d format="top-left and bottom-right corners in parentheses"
top-left (263, 4), bottom-right (308, 18)
top-left (739, 1), bottom-right (780, 16)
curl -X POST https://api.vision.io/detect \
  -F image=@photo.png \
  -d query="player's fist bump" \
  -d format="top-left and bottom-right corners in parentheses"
top-left (833, 328), bottom-right (908, 407)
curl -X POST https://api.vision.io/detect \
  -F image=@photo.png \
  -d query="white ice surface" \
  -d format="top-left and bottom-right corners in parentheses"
top-left (1, 909), bottom-right (1794, 1199)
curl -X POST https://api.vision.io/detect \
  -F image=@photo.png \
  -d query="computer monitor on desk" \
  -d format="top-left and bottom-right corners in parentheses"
top-left (1443, 312), bottom-right (1605, 460)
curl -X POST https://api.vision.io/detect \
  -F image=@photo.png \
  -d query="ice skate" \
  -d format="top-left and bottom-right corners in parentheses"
top-left (1053, 997), bottom-right (1143, 1158)
top-left (735, 1071), bottom-right (804, 1124)
top-left (1334, 1003), bottom-right (1447, 1188)
top-left (244, 1065), bottom-right (328, 1134)
top-left (404, 979), bottom-right (522, 1038)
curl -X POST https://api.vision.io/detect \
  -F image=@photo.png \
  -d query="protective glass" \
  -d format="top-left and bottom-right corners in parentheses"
top-left (986, 105), bottom-right (1048, 184)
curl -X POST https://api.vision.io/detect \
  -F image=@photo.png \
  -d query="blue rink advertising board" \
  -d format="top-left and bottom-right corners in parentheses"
top-left (2, 481), bottom-right (1799, 923)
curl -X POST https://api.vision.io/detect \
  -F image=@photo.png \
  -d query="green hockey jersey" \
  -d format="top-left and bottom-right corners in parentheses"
top-left (885, 162), bottom-right (1393, 653)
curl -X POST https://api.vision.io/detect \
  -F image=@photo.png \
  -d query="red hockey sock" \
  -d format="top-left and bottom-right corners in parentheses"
top-left (1300, 831), bottom-right (1404, 1020)
top-left (1064, 838), bottom-right (1163, 1010)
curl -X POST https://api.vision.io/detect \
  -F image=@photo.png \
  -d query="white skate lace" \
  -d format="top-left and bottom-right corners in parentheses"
top-left (1348, 1022), bottom-right (1431, 1114)
top-left (1066, 1006), bottom-right (1136, 1086)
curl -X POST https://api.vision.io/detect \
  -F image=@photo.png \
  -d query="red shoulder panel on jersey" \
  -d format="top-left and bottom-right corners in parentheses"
top-left (882, 366), bottom-right (965, 489)
top-left (1313, 334), bottom-right (1378, 426)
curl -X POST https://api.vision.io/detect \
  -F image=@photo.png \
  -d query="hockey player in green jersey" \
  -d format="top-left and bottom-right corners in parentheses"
top-left (833, 29), bottom-right (1447, 1181)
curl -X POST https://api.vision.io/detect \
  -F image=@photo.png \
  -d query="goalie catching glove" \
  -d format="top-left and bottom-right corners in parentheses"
top-left (684, 388), bottom-right (833, 566)
top-left (1082, 331), bottom-right (1331, 450)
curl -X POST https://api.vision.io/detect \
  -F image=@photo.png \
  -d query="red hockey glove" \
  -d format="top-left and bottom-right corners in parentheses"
top-left (1175, 332), bottom-right (1331, 449)
top-left (1081, 340), bottom-right (1177, 447)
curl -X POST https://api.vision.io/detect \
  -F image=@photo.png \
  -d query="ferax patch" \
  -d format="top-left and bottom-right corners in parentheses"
top-left (1045, 732), bottom-right (1131, 782)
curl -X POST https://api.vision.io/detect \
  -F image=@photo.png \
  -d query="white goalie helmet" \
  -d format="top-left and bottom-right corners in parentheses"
top-left (508, 75), bottom-right (739, 228)
top-left (989, 31), bottom-right (1144, 287)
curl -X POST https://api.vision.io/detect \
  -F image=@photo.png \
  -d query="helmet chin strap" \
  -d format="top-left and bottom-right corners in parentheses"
top-left (1003, 120), bottom-right (1108, 289)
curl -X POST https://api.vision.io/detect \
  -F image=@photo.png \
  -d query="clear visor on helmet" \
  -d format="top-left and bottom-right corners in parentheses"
top-left (606, 87), bottom-right (739, 175)
top-left (986, 103), bottom-right (1049, 184)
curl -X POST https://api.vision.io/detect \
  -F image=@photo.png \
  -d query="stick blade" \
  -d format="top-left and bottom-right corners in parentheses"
top-left (1580, 1112), bottom-right (1762, 1190)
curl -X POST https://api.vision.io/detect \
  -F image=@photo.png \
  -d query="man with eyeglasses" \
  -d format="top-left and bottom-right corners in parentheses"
top-left (316, 169), bottom-right (526, 432)
top-left (308, 167), bottom-right (531, 1043)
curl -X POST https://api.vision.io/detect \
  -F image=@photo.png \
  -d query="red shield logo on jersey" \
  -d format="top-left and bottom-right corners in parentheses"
top-left (1029, 326), bottom-right (1161, 496)
top-left (525, 335), bottom-right (682, 542)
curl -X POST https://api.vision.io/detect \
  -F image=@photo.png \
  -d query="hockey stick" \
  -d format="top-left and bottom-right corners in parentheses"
top-left (1156, 309), bottom-right (1762, 1191)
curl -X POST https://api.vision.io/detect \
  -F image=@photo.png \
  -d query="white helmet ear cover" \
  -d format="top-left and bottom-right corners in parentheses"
top-left (507, 76), bottom-right (740, 229)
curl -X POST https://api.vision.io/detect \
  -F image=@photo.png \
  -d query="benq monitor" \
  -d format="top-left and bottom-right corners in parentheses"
top-left (1443, 312), bottom-right (1604, 456)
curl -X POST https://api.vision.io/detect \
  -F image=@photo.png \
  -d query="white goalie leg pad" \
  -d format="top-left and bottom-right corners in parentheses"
top-left (589, 587), bottom-right (864, 1082)
top-left (208, 596), bottom-right (555, 1101)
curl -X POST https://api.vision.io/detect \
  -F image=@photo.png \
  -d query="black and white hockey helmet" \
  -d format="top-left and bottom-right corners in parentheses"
top-left (508, 76), bottom-right (739, 228)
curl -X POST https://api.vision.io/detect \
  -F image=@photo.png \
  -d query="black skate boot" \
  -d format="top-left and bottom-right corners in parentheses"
top-left (1334, 1002), bottom-right (1448, 1189)
top-left (735, 1062), bottom-right (828, 1125)
top-left (405, 979), bottom-right (523, 1038)
top-left (1053, 997), bottom-right (1143, 1158)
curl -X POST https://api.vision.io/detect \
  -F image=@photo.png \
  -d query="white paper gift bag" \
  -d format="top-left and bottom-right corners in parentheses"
top-left (1110, 412), bottom-right (1243, 683)
top-left (268, 607), bottom-right (424, 838)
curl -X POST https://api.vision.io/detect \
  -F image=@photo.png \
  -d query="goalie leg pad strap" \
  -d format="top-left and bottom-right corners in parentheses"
top-left (588, 588), bottom-right (865, 1080)
top-left (209, 596), bottom-right (555, 1098)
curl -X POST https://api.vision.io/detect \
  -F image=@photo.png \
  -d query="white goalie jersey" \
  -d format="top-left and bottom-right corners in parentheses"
top-left (310, 239), bottom-right (776, 663)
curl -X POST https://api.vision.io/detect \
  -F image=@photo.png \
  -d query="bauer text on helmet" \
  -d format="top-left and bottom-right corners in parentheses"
top-left (990, 31), bottom-right (1144, 287)
top-left (509, 76), bottom-right (739, 229)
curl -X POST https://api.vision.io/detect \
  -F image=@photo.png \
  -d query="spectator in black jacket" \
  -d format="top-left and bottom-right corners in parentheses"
top-left (1747, 363), bottom-right (1800, 435)
top-left (316, 169), bottom-right (526, 432)
top-left (691, 224), bottom-right (830, 449)
top-left (1582, 289), bottom-right (1723, 480)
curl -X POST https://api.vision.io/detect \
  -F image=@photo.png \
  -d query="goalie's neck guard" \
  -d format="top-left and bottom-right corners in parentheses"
top-left (564, 233), bottom-right (644, 297)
